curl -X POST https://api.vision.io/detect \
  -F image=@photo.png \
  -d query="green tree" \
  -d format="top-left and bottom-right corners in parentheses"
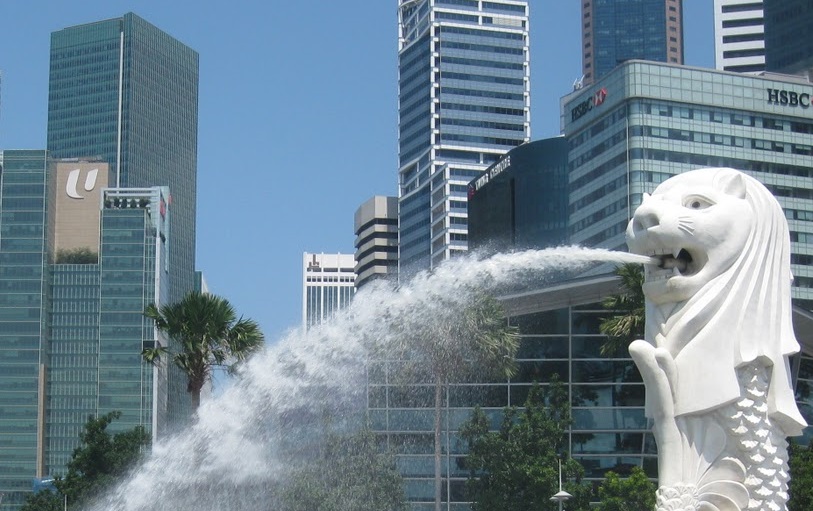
top-left (142, 291), bottom-right (264, 408)
top-left (595, 467), bottom-right (656, 511)
top-left (55, 247), bottom-right (98, 264)
top-left (390, 288), bottom-right (519, 511)
top-left (277, 428), bottom-right (407, 511)
top-left (599, 263), bottom-right (645, 357)
top-left (459, 378), bottom-right (592, 511)
top-left (20, 412), bottom-right (150, 510)
top-left (789, 440), bottom-right (813, 511)
top-left (19, 490), bottom-right (63, 511)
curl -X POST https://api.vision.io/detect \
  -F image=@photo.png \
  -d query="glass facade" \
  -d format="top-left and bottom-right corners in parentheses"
top-left (0, 151), bottom-right (49, 511)
top-left (397, 0), bottom-right (530, 272)
top-left (564, 60), bottom-right (813, 305)
top-left (0, 163), bottom-right (171, 509)
top-left (764, 0), bottom-right (813, 75)
top-left (368, 277), bottom-right (652, 511)
top-left (467, 137), bottom-right (569, 253)
top-left (47, 12), bottom-right (198, 305)
top-left (47, 190), bottom-right (168, 474)
top-left (582, 0), bottom-right (683, 84)
top-left (370, 275), bottom-right (813, 511)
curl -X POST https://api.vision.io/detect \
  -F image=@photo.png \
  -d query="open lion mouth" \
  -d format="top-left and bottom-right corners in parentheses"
top-left (645, 248), bottom-right (698, 280)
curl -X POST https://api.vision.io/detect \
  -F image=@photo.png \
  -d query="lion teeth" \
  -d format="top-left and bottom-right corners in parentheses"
top-left (672, 248), bottom-right (681, 258)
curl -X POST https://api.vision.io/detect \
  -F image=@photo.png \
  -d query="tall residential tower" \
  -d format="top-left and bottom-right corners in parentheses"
top-left (582, 0), bottom-right (683, 84)
top-left (397, 0), bottom-right (530, 272)
top-left (47, 12), bottom-right (199, 304)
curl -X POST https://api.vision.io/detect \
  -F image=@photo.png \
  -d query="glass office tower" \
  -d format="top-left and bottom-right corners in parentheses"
top-left (0, 152), bottom-right (172, 510)
top-left (582, 0), bottom-right (683, 84)
top-left (563, 60), bottom-right (813, 306)
top-left (467, 137), bottom-right (569, 254)
top-left (0, 151), bottom-right (50, 511)
top-left (397, 0), bottom-right (530, 272)
top-left (764, 0), bottom-right (813, 76)
top-left (47, 186), bottom-right (171, 475)
top-left (47, 12), bottom-right (198, 305)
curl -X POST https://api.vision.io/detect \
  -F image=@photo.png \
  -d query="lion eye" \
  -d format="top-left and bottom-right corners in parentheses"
top-left (684, 196), bottom-right (713, 210)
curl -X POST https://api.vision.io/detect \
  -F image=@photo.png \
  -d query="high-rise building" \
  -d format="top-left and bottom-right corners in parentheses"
top-left (397, 0), bottom-right (530, 272)
top-left (354, 196), bottom-right (398, 289)
top-left (0, 152), bottom-right (172, 510)
top-left (302, 253), bottom-right (355, 330)
top-left (47, 12), bottom-right (199, 305)
top-left (582, 0), bottom-right (683, 84)
top-left (562, 59), bottom-right (813, 306)
top-left (467, 137), bottom-right (569, 254)
top-left (714, 0), bottom-right (766, 74)
top-left (0, 151), bottom-right (51, 510)
top-left (764, 0), bottom-right (813, 77)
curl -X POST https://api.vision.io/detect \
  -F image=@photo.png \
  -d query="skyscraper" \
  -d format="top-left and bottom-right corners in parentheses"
top-left (302, 253), bottom-right (356, 330)
top-left (0, 153), bottom-right (172, 510)
top-left (562, 59), bottom-right (813, 306)
top-left (397, 0), bottom-right (530, 272)
top-left (764, 0), bottom-right (813, 77)
top-left (354, 196), bottom-right (398, 288)
top-left (47, 12), bottom-right (199, 305)
top-left (714, 0), bottom-right (766, 74)
top-left (582, 0), bottom-right (683, 84)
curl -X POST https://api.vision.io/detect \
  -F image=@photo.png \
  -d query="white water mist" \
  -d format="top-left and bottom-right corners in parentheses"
top-left (87, 247), bottom-right (648, 511)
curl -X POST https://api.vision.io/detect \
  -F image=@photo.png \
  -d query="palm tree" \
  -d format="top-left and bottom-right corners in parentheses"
top-left (599, 263), bottom-right (645, 357)
top-left (142, 291), bottom-right (264, 409)
top-left (391, 288), bottom-right (519, 511)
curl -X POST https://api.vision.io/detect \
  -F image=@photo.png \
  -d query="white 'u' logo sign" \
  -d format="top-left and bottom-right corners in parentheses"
top-left (66, 168), bottom-right (99, 199)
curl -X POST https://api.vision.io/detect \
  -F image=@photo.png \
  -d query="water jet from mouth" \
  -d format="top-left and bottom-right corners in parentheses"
top-left (82, 246), bottom-right (652, 511)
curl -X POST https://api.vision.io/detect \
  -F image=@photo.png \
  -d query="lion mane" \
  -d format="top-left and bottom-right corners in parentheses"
top-left (642, 168), bottom-right (806, 435)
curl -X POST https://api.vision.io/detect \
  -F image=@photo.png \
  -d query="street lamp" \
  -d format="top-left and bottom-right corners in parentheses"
top-left (549, 458), bottom-right (572, 511)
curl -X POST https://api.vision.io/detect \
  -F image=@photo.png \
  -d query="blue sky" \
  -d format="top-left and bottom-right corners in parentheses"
top-left (0, 1), bottom-right (714, 341)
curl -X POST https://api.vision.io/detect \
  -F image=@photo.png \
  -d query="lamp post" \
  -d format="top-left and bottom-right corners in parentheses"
top-left (549, 458), bottom-right (572, 511)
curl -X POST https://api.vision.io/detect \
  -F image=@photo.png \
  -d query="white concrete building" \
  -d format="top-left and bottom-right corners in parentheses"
top-left (714, 0), bottom-right (766, 73)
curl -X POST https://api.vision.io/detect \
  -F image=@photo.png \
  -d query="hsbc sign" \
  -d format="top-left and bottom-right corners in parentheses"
top-left (571, 87), bottom-right (608, 122)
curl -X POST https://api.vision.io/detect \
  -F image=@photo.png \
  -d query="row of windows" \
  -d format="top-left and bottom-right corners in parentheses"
top-left (440, 87), bottom-right (525, 102)
top-left (440, 40), bottom-right (524, 56)
top-left (440, 25), bottom-right (525, 41)
top-left (441, 55), bottom-right (524, 71)
top-left (441, 71), bottom-right (523, 86)
top-left (439, 117), bottom-right (525, 132)
top-left (441, 101), bottom-right (525, 117)
top-left (441, 133), bottom-right (525, 147)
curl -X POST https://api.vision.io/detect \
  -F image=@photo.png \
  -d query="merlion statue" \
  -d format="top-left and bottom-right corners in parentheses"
top-left (625, 167), bottom-right (807, 511)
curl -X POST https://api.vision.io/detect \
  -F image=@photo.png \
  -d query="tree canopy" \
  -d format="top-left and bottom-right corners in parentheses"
top-left (142, 291), bottom-right (264, 408)
top-left (459, 378), bottom-right (593, 511)
top-left (789, 439), bottom-right (813, 511)
top-left (599, 263), bottom-right (645, 357)
top-left (276, 428), bottom-right (407, 511)
top-left (21, 411), bottom-right (150, 511)
top-left (594, 467), bottom-right (656, 511)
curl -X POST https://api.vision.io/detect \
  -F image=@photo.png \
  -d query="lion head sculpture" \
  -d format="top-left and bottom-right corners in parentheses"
top-left (626, 167), bottom-right (806, 435)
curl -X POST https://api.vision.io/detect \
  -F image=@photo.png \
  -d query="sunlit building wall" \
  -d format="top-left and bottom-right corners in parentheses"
top-left (563, 60), bottom-right (813, 306)
top-left (0, 153), bottom-right (171, 510)
top-left (582, 0), bottom-right (683, 84)
top-left (302, 253), bottom-right (355, 330)
top-left (714, 0), bottom-right (765, 74)
top-left (397, 0), bottom-right (530, 272)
